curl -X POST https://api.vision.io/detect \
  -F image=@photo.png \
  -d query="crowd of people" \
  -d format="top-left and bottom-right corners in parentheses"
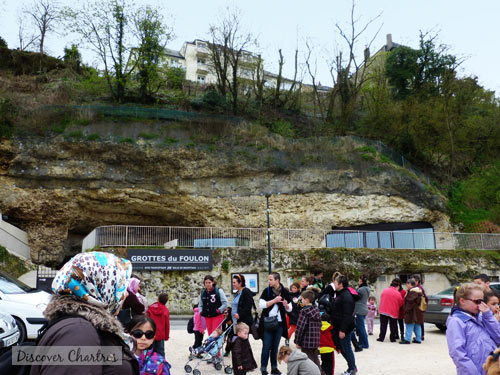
top-left (9, 251), bottom-right (500, 375)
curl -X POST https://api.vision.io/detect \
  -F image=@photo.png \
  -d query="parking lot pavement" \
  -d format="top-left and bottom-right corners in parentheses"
top-left (166, 321), bottom-right (455, 375)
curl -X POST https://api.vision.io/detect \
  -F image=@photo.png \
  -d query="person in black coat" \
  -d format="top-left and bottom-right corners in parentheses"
top-left (330, 275), bottom-right (357, 375)
top-left (258, 272), bottom-right (293, 375)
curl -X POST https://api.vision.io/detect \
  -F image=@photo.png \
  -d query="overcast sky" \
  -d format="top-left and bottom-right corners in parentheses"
top-left (1, 0), bottom-right (500, 93)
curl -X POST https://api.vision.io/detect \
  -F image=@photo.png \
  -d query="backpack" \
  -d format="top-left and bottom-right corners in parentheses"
top-left (187, 317), bottom-right (195, 334)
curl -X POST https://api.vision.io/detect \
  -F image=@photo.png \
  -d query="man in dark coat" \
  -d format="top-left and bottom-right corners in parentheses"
top-left (258, 272), bottom-right (292, 375)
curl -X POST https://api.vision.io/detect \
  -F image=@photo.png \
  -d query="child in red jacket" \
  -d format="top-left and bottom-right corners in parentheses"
top-left (147, 292), bottom-right (170, 357)
top-left (320, 312), bottom-right (335, 375)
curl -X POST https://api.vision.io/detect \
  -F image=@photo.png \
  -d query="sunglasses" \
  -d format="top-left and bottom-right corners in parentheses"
top-left (130, 329), bottom-right (155, 340)
top-left (464, 298), bottom-right (485, 305)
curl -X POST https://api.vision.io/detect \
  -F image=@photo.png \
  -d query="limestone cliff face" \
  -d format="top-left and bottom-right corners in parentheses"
top-left (0, 135), bottom-right (451, 264)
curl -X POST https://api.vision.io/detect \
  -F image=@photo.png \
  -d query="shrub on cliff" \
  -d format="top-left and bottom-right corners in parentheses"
top-left (0, 97), bottom-right (16, 139)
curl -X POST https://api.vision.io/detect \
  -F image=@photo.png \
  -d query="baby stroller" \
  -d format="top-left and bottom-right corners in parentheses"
top-left (184, 321), bottom-right (233, 375)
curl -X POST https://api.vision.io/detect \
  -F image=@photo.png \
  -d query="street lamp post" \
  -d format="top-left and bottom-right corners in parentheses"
top-left (265, 193), bottom-right (272, 273)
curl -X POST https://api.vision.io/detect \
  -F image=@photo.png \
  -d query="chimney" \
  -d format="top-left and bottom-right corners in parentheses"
top-left (386, 34), bottom-right (393, 51)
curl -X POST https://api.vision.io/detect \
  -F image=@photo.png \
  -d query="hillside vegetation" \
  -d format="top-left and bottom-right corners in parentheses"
top-left (0, 33), bottom-right (499, 232)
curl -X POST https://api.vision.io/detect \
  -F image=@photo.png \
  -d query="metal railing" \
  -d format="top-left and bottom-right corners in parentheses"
top-left (81, 225), bottom-right (500, 251)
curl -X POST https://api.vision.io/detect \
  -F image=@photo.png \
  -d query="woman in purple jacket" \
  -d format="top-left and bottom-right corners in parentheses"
top-left (446, 282), bottom-right (500, 375)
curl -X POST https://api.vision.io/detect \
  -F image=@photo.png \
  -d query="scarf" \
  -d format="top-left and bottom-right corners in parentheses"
top-left (52, 251), bottom-right (132, 314)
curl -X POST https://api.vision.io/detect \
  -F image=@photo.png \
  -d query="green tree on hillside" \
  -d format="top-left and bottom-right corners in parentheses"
top-left (63, 0), bottom-right (137, 103)
top-left (133, 6), bottom-right (171, 100)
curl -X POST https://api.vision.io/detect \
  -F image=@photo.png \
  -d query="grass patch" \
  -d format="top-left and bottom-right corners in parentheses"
top-left (68, 130), bottom-right (84, 139)
top-left (356, 146), bottom-right (377, 154)
top-left (380, 154), bottom-right (393, 164)
top-left (138, 132), bottom-right (159, 140)
top-left (86, 133), bottom-right (101, 141)
top-left (119, 137), bottom-right (135, 144)
top-left (257, 144), bottom-right (267, 150)
top-left (0, 245), bottom-right (31, 278)
top-left (163, 136), bottom-right (178, 145)
top-left (51, 124), bottom-right (66, 134)
top-left (361, 153), bottom-right (375, 161)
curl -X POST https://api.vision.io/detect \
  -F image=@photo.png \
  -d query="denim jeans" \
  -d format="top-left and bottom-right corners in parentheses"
top-left (339, 330), bottom-right (356, 372)
top-left (260, 324), bottom-right (283, 372)
top-left (404, 323), bottom-right (422, 342)
top-left (355, 314), bottom-right (369, 349)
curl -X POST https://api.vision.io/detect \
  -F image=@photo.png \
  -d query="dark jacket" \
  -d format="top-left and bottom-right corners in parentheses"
top-left (330, 288), bottom-right (355, 333)
top-left (231, 336), bottom-right (257, 375)
top-left (122, 293), bottom-right (145, 316)
top-left (259, 284), bottom-right (292, 339)
top-left (288, 290), bottom-right (302, 325)
top-left (295, 305), bottom-right (321, 349)
top-left (236, 287), bottom-right (255, 327)
top-left (404, 287), bottom-right (424, 325)
top-left (30, 295), bottom-right (139, 375)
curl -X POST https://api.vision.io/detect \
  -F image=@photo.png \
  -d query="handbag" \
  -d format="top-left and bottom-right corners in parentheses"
top-left (263, 315), bottom-right (280, 330)
top-left (251, 311), bottom-right (261, 340)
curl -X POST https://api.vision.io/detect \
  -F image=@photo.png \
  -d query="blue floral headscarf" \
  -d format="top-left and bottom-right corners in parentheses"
top-left (52, 252), bottom-right (132, 314)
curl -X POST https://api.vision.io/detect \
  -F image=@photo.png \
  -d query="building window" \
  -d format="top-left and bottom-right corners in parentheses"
top-left (197, 75), bottom-right (206, 84)
top-left (197, 58), bottom-right (206, 65)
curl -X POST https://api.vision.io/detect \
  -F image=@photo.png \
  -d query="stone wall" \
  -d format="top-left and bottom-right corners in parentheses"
top-left (134, 247), bottom-right (500, 314)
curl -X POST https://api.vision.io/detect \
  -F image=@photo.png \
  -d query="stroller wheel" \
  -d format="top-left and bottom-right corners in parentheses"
top-left (184, 365), bottom-right (192, 373)
top-left (224, 366), bottom-right (233, 374)
top-left (215, 362), bottom-right (223, 371)
top-left (193, 369), bottom-right (201, 375)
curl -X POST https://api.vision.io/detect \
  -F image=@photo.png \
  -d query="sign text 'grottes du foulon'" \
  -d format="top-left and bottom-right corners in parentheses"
top-left (127, 249), bottom-right (212, 271)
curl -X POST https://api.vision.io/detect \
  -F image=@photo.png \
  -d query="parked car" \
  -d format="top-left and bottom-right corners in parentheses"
top-left (0, 271), bottom-right (51, 342)
top-left (0, 311), bottom-right (20, 353)
top-left (425, 282), bottom-right (500, 331)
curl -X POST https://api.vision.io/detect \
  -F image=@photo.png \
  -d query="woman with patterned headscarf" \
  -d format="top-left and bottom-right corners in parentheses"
top-left (30, 252), bottom-right (139, 375)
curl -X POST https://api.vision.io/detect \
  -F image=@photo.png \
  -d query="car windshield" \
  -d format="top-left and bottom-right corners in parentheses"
top-left (0, 272), bottom-right (33, 294)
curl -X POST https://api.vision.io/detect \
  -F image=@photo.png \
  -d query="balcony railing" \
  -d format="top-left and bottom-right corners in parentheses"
top-left (81, 225), bottom-right (500, 251)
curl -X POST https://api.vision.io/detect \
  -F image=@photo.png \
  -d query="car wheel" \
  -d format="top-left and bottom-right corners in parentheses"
top-left (14, 317), bottom-right (27, 344)
top-left (435, 324), bottom-right (447, 331)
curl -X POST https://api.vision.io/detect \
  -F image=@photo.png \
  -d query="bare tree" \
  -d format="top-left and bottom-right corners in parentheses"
top-left (208, 7), bottom-right (255, 114)
top-left (328, 0), bottom-right (382, 134)
top-left (305, 40), bottom-right (326, 122)
top-left (251, 54), bottom-right (265, 116)
top-left (25, 0), bottom-right (60, 69)
top-left (17, 13), bottom-right (39, 51)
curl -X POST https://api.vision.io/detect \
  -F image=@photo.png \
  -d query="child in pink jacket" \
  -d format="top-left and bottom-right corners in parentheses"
top-left (193, 304), bottom-right (206, 350)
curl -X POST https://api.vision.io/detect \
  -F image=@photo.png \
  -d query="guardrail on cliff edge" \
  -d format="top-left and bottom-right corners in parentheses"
top-left (81, 225), bottom-right (500, 251)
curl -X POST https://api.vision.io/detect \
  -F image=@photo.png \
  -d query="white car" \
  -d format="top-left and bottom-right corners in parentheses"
top-left (0, 311), bottom-right (20, 351)
top-left (0, 271), bottom-right (51, 342)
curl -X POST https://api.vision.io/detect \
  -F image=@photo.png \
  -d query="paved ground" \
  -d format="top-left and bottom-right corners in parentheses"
top-left (166, 320), bottom-right (455, 375)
